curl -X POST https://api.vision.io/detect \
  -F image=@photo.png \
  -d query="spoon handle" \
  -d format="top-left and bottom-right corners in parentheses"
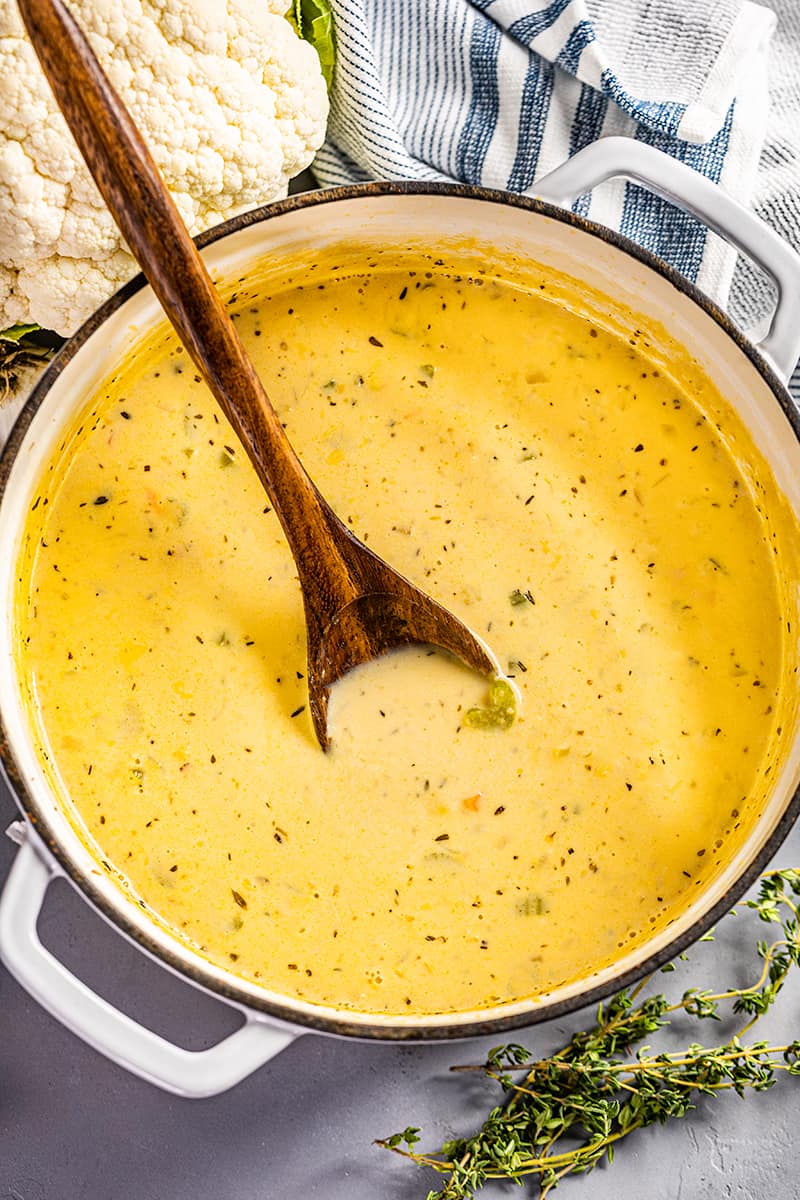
top-left (17, 0), bottom-right (350, 593)
top-left (19, 0), bottom-right (497, 751)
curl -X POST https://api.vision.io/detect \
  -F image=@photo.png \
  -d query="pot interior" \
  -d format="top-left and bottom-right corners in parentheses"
top-left (2, 188), bottom-right (800, 1038)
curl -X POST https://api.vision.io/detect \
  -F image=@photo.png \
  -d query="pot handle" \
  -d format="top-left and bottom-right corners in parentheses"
top-left (533, 137), bottom-right (800, 382)
top-left (0, 836), bottom-right (297, 1097)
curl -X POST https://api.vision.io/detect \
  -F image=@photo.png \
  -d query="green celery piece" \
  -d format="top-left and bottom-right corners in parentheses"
top-left (464, 678), bottom-right (516, 731)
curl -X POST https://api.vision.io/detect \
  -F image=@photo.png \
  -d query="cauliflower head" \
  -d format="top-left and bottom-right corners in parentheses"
top-left (0, 0), bottom-right (328, 335)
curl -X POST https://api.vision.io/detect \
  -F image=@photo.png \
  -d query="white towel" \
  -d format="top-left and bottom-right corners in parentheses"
top-left (316, 0), bottom-right (800, 398)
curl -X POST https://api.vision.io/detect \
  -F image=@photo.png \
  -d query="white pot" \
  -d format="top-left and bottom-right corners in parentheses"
top-left (2, 138), bottom-right (800, 1097)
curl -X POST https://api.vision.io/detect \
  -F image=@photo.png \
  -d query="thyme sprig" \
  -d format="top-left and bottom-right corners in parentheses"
top-left (377, 868), bottom-right (800, 1199)
top-left (0, 324), bottom-right (62, 400)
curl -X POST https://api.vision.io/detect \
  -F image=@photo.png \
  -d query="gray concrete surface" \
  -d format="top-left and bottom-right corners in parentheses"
top-left (1, 773), bottom-right (799, 1200)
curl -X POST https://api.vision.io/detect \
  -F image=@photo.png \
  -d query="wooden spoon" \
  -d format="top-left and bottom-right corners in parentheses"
top-left (18, 0), bottom-right (496, 749)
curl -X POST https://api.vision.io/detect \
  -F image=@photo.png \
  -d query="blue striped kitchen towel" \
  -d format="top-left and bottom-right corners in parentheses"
top-left (315, 0), bottom-right (778, 329)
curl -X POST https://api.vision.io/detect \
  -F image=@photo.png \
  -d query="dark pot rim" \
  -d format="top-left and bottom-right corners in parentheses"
top-left (2, 180), bottom-right (799, 1042)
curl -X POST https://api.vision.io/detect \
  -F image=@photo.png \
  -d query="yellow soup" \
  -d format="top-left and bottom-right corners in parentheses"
top-left (15, 247), bottom-right (800, 1016)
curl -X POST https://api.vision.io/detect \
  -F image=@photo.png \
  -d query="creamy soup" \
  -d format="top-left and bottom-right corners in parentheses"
top-left (15, 247), bottom-right (799, 1016)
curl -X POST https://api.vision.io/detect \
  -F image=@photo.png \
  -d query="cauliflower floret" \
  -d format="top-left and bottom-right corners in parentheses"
top-left (0, 0), bottom-right (328, 335)
top-left (0, 262), bottom-right (26, 328)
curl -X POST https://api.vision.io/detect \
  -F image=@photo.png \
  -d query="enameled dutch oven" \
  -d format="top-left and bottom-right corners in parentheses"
top-left (2, 138), bottom-right (800, 1097)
